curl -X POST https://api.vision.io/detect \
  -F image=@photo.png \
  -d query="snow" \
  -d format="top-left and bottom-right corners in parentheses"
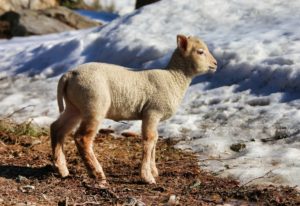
top-left (1, 0), bottom-right (300, 188)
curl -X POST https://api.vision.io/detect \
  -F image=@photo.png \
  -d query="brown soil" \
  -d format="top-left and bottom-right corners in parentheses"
top-left (0, 128), bottom-right (299, 206)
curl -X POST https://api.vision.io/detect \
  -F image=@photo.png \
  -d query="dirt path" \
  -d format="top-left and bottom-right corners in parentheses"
top-left (0, 126), bottom-right (299, 205)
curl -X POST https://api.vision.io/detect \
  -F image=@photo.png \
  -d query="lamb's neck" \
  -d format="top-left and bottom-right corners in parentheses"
top-left (165, 49), bottom-right (192, 92)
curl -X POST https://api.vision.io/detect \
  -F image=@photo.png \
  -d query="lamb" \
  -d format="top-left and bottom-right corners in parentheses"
top-left (50, 34), bottom-right (217, 184)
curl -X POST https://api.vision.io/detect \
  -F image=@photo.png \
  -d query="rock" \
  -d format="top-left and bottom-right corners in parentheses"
top-left (19, 185), bottom-right (35, 193)
top-left (29, 0), bottom-right (58, 10)
top-left (124, 197), bottom-right (145, 206)
top-left (30, 139), bottom-right (42, 147)
top-left (59, 0), bottom-right (91, 10)
top-left (41, 194), bottom-right (49, 201)
top-left (167, 194), bottom-right (179, 206)
top-left (0, 0), bottom-right (58, 15)
top-left (99, 128), bottom-right (115, 134)
top-left (18, 9), bottom-right (74, 35)
top-left (0, 6), bottom-right (100, 38)
top-left (121, 131), bottom-right (140, 138)
top-left (41, 6), bottom-right (100, 29)
top-left (136, 201), bottom-right (146, 206)
top-left (230, 143), bottom-right (246, 152)
top-left (135, 0), bottom-right (160, 9)
top-left (16, 175), bottom-right (28, 183)
top-left (189, 180), bottom-right (201, 189)
top-left (209, 194), bottom-right (223, 204)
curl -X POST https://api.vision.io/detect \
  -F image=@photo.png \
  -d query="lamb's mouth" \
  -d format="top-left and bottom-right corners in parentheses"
top-left (209, 66), bottom-right (217, 72)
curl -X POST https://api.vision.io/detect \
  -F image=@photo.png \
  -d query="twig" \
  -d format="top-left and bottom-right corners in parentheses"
top-left (0, 141), bottom-right (7, 147)
top-left (201, 197), bottom-right (223, 205)
top-left (74, 201), bottom-right (102, 206)
top-left (199, 157), bottom-right (237, 162)
top-left (118, 121), bottom-right (128, 124)
top-left (237, 169), bottom-right (274, 191)
top-left (5, 105), bottom-right (34, 118)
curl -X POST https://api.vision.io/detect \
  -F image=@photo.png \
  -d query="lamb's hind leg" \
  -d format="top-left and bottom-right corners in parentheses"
top-left (74, 116), bottom-right (106, 184)
top-left (50, 107), bottom-right (80, 177)
top-left (141, 114), bottom-right (160, 184)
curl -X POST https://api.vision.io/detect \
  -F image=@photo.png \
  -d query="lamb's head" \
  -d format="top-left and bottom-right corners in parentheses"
top-left (176, 34), bottom-right (217, 76)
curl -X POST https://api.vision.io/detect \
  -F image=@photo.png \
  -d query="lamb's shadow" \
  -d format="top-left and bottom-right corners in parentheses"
top-left (0, 164), bottom-right (54, 180)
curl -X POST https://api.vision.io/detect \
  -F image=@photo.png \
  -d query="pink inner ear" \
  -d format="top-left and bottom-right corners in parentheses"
top-left (181, 38), bottom-right (187, 51)
top-left (178, 36), bottom-right (188, 51)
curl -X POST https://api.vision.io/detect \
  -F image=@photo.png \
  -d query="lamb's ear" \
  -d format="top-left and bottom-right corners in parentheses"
top-left (177, 34), bottom-right (189, 54)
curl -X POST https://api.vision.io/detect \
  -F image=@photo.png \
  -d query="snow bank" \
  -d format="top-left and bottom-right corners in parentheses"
top-left (1, 0), bottom-right (300, 188)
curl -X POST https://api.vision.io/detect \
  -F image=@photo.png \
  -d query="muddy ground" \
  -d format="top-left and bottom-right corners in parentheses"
top-left (0, 122), bottom-right (300, 205)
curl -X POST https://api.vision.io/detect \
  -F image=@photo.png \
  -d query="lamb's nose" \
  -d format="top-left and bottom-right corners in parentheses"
top-left (214, 61), bottom-right (217, 66)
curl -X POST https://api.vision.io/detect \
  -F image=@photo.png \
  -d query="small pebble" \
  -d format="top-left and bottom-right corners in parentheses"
top-left (20, 185), bottom-right (35, 193)
top-left (230, 143), bottom-right (246, 152)
top-left (167, 195), bottom-right (178, 205)
top-left (121, 131), bottom-right (140, 138)
top-left (16, 175), bottom-right (28, 183)
top-left (124, 197), bottom-right (145, 206)
top-left (31, 139), bottom-right (42, 146)
top-left (99, 128), bottom-right (115, 134)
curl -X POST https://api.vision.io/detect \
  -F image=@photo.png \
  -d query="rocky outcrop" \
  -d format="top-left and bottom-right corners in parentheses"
top-left (0, 6), bottom-right (100, 38)
top-left (0, 0), bottom-right (58, 14)
top-left (42, 6), bottom-right (99, 29)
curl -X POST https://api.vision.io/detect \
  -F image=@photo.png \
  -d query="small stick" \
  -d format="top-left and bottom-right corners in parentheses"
top-left (74, 201), bottom-right (101, 206)
top-left (5, 105), bottom-right (34, 118)
top-left (237, 169), bottom-right (274, 191)
top-left (199, 157), bottom-right (237, 162)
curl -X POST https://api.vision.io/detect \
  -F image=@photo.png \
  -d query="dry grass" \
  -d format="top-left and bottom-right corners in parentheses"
top-left (0, 119), bottom-right (299, 205)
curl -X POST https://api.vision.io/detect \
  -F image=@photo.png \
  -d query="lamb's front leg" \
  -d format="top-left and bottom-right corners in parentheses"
top-left (151, 138), bottom-right (159, 177)
top-left (141, 114), bottom-right (160, 184)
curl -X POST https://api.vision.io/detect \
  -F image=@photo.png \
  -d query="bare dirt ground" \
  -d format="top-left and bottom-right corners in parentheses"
top-left (0, 121), bottom-right (300, 205)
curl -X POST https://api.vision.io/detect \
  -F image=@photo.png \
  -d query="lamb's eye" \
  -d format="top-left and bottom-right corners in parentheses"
top-left (197, 49), bottom-right (205, 55)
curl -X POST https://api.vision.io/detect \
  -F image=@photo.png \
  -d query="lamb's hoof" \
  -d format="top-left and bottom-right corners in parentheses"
top-left (60, 170), bottom-right (69, 178)
top-left (55, 166), bottom-right (69, 178)
top-left (98, 179), bottom-right (109, 188)
top-left (141, 173), bottom-right (156, 184)
top-left (144, 177), bottom-right (156, 184)
top-left (87, 171), bottom-right (108, 187)
top-left (141, 166), bottom-right (157, 184)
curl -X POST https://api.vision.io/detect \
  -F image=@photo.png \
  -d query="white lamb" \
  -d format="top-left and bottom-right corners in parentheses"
top-left (50, 35), bottom-right (217, 184)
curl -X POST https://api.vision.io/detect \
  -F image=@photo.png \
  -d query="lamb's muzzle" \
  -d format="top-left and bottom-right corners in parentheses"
top-left (50, 34), bottom-right (217, 185)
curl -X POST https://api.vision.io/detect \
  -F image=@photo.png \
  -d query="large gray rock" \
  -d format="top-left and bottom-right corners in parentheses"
top-left (0, 6), bottom-right (100, 38)
top-left (41, 6), bottom-right (99, 29)
top-left (19, 9), bottom-right (74, 35)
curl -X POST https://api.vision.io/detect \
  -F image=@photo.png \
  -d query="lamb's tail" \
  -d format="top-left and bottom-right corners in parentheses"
top-left (57, 73), bottom-right (69, 113)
